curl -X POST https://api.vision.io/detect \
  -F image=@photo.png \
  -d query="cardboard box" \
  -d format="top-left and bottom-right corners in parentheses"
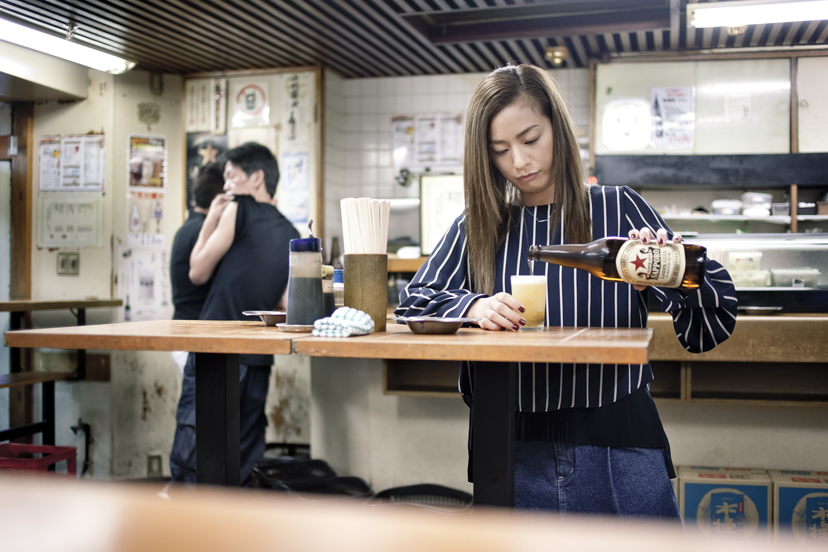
top-left (680, 468), bottom-right (771, 540)
top-left (679, 465), bottom-right (768, 476)
top-left (769, 469), bottom-right (828, 542)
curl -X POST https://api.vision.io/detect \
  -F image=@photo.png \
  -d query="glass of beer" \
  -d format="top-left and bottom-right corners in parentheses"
top-left (510, 275), bottom-right (546, 331)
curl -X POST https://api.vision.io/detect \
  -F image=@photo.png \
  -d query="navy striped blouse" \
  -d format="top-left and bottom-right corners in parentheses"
top-left (395, 185), bottom-right (738, 412)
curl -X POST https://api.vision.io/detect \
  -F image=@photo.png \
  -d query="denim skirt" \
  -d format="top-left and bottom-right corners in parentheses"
top-left (515, 441), bottom-right (681, 520)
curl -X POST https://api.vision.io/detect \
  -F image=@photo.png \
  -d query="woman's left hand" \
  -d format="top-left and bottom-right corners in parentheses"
top-left (628, 227), bottom-right (682, 291)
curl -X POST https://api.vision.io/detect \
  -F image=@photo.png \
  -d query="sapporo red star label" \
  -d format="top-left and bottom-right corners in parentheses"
top-left (615, 241), bottom-right (685, 288)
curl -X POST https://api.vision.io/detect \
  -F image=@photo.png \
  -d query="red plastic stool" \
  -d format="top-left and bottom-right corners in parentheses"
top-left (0, 443), bottom-right (77, 475)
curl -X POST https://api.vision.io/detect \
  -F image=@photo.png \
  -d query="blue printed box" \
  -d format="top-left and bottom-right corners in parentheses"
top-left (768, 469), bottom-right (828, 542)
top-left (680, 469), bottom-right (771, 540)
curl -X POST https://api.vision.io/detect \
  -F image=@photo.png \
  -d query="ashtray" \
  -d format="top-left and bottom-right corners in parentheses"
top-left (395, 317), bottom-right (479, 335)
top-left (242, 311), bottom-right (287, 326)
top-left (276, 323), bottom-right (315, 333)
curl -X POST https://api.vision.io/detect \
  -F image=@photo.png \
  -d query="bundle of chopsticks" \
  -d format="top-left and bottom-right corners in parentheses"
top-left (341, 198), bottom-right (390, 255)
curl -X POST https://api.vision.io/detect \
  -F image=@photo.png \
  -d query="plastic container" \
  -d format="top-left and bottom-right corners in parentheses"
top-left (333, 269), bottom-right (344, 308)
top-left (729, 251), bottom-right (763, 271)
top-left (731, 270), bottom-right (770, 288)
top-left (741, 192), bottom-right (773, 207)
top-left (770, 267), bottom-right (820, 288)
top-left (771, 203), bottom-right (790, 216)
top-left (287, 236), bottom-right (324, 326)
top-left (0, 443), bottom-right (76, 475)
top-left (711, 199), bottom-right (742, 215)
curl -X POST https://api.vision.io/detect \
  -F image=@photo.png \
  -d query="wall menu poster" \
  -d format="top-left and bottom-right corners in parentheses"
top-left (39, 134), bottom-right (105, 191)
top-left (38, 192), bottom-right (103, 248)
top-left (128, 135), bottom-right (167, 190)
top-left (118, 245), bottom-right (173, 322)
top-left (650, 87), bottom-right (695, 149)
top-left (278, 151), bottom-right (309, 227)
top-left (391, 113), bottom-right (464, 171)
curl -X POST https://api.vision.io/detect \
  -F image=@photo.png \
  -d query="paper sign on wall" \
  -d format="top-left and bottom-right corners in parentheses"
top-left (278, 151), bottom-right (309, 227)
top-left (39, 134), bottom-right (105, 191)
top-left (118, 245), bottom-right (173, 322)
top-left (231, 80), bottom-right (270, 128)
top-left (128, 135), bottom-right (167, 190)
top-left (392, 113), bottom-right (464, 171)
top-left (127, 190), bottom-right (165, 246)
top-left (650, 87), bottom-right (695, 149)
top-left (38, 192), bottom-right (103, 248)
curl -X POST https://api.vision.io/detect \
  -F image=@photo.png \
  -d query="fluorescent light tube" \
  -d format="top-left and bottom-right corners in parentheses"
top-left (0, 18), bottom-right (135, 74)
top-left (689, 0), bottom-right (828, 28)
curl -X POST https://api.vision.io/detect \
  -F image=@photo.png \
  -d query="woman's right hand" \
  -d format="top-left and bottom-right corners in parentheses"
top-left (467, 293), bottom-right (526, 331)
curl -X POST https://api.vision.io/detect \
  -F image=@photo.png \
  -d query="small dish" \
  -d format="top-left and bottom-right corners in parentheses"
top-left (276, 323), bottom-right (315, 333)
top-left (243, 311), bottom-right (287, 326)
top-left (395, 317), bottom-right (479, 335)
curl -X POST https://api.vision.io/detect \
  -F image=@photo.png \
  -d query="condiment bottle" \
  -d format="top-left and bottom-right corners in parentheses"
top-left (333, 269), bottom-right (344, 308)
top-left (321, 264), bottom-right (335, 317)
top-left (287, 221), bottom-right (324, 325)
top-left (527, 237), bottom-right (706, 289)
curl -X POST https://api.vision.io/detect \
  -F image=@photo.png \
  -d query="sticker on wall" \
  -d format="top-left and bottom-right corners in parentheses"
top-left (602, 97), bottom-right (651, 151)
top-left (38, 192), bottom-right (103, 248)
top-left (118, 245), bottom-right (173, 322)
top-left (128, 135), bottom-right (167, 190)
top-left (650, 86), bottom-right (694, 149)
top-left (725, 94), bottom-right (751, 121)
top-left (127, 190), bottom-right (165, 247)
top-left (39, 134), bottom-right (105, 191)
top-left (230, 80), bottom-right (270, 128)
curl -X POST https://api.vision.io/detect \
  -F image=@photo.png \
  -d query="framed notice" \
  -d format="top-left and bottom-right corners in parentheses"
top-left (38, 192), bottom-right (103, 248)
top-left (419, 174), bottom-right (465, 256)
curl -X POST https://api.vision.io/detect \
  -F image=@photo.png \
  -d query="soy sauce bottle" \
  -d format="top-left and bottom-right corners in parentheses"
top-left (287, 226), bottom-right (324, 325)
top-left (528, 237), bottom-right (706, 289)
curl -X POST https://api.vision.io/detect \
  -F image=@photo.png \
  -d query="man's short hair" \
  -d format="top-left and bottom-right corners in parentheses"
top-left (192, 162), bottom-right (225, 210)
top-left (220, 142), bottom-right (280, 198)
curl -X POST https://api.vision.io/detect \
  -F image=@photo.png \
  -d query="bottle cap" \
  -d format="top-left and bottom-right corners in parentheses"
top-left (321, 265), bottom-right (334, 278)
top-left (333, 269), bottom-right (343, 284)
top-left (290, 237), bottom-right (321, 252)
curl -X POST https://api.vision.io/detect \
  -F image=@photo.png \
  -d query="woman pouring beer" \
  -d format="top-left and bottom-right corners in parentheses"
top-left (394, 64), bottom-right (737, 519)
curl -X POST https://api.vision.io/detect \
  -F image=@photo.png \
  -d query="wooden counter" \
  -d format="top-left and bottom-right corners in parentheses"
top-left (295, 323), bottom-right (653, 365)
top-left (3, 473), bottom-right (799, 552)
top-left (648, 313), bottom-right (828, 362)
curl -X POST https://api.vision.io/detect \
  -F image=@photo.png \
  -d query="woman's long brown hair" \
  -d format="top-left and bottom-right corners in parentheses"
top-left (464, 64), bottom-right (591, 295)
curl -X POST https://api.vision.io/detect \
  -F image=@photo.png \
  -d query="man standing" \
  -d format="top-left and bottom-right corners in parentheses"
top-left (169, 163), bottom-right (224, 374)
top-left (170, 142), bottom-right (299, 485)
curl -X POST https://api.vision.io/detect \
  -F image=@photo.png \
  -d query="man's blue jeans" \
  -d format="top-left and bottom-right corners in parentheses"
top-left (515, 441), bottom-right (681, 520)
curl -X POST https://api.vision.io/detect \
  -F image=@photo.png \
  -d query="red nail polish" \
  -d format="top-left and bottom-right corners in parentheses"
top-left (512, 324), bottom-right (519, 331)
top-left (519, 306), bottom-right (525, 313)
top-left (519, 319), bottom-right (526, 326)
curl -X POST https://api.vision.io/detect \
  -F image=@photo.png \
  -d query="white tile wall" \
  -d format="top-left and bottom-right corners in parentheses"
top-left (323, 67), bottom-right (591, 250)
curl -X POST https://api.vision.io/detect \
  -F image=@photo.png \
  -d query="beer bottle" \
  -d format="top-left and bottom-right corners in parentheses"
top-left (527, 237), bottom-right (706, 289)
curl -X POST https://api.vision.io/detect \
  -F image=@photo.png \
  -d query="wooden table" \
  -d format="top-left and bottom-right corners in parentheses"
top-left (5, 320), bottom-right (653, 505)
top-left (0, 299), bottom-right (121, 444)
top-left (6, 473), bottom-right (797, 552)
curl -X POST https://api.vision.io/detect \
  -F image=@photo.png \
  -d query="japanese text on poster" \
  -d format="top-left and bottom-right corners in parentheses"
top-left (118, 245), bottom-right (172, 322)
top-left (392, 113), bottom-right (464, 171)
top-left (127, 190), bottom-right (165, 246)
top-left (39, 135), bottom-right (105, 191)
top-left (650, 87), bottom-right (694, 149)
top-left (38, 192), bottom-right (103, 248)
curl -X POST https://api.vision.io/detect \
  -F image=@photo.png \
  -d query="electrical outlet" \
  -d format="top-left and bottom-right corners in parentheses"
top-left (57, 252), bottom-right (79, 275)
top-left (147, 454), bottom-right (163, 478)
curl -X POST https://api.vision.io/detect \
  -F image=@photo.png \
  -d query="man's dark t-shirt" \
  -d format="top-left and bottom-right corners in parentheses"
top-left (200, 195), bottom-right (299, 365)
top-left (171, 211), bottom-right (209, 320)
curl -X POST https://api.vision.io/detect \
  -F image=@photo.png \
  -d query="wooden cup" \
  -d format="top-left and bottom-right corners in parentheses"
top-left (343, 253), bottom-right (387, 332)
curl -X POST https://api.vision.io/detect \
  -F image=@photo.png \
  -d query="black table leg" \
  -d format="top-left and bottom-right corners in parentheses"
top-left (42, 380), bottom-right (55, 446)
top-left (472, 361), bottom-right (516, 508)
top-left (194, 352), bottom-right (240, 486)
top-left (9, 311), bottom-right (23, 373)
top-left (75, 308), bottom-right (86, 380)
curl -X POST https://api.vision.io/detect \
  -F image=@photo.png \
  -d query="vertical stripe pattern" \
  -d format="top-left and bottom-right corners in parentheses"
top-left (395, 185), bottom-right (738, 411)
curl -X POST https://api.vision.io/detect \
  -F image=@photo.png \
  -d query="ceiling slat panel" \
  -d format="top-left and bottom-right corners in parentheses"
top-left (369, 0), bottom-right (466, 73)
top-left (511, 38), bottom-right (543, 68)
top-left (798, 20), bottom-right (821, 44)
top-left (455, 42), bottom-right (490, 72)
top-left (279, 0), bottom-right (414, 75)
top-left (765, 23), bottom-right (784, 46)
top-left (816, 21), bottom-right (828, 43)
top-left (333, 0), bottom-right (453, 74)
top-left (782, 21), bottom-right (801, 45)
top-left (136, 0), bottom-right (289, 67)
top-left (2, 0), bottom-right (213, 72)
top-left (262, 0), bottom-right (402, 76)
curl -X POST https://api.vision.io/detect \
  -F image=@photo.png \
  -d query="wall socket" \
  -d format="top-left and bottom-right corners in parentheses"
top-left (57, 252), bottom-right (79, 275)
top-left (147, 454), bottom-right (163, 478)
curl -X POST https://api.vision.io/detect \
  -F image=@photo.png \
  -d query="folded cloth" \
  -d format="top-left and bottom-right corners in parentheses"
top-left (312, 307), bottom-right (375, 337)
